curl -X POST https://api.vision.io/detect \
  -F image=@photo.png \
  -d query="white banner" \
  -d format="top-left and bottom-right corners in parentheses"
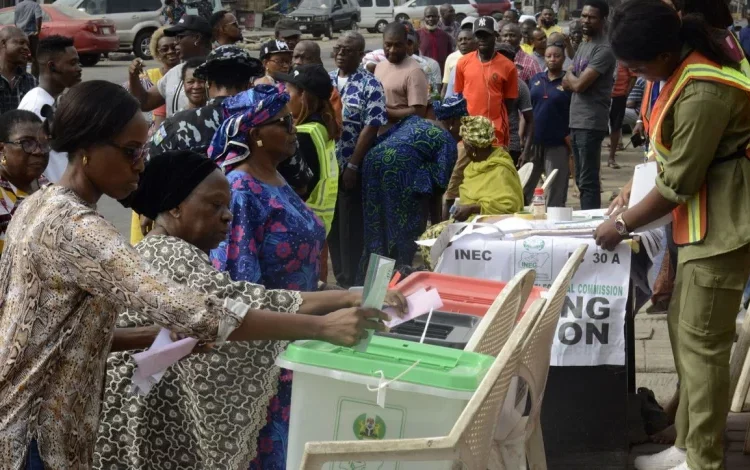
top-left (436, 236), bottom-right (631, 366)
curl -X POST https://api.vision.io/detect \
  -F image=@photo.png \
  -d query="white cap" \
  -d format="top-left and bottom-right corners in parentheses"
top-left (461, 16), bottom-right (477, 29)
top-left (519, 14), bottom-right (536, 24)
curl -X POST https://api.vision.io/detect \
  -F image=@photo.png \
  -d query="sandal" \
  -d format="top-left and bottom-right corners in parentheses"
top-left (608, 160), bottom-right (622, 169)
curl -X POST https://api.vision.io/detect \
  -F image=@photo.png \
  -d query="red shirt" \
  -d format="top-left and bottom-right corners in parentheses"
top-left (612, 63), bottom-right (636, 97)
top-left (454, 51), bottom-right (519, 147)
top-left (418, 28), bottom-right (453, 75)
top-left (514, 49), bottom-right (543, 84)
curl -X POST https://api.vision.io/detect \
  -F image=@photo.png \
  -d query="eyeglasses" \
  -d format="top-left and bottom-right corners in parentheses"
top-left (257, 114), bottom-right (295, 134)
top-left (332, 46), bottom-right (362, 57)
top-left (4, 138), bottom-right (50, 154)
top-left (267, 58), bottom-right (292, 67)
top-left (108, 142), bottom-right (149, 165)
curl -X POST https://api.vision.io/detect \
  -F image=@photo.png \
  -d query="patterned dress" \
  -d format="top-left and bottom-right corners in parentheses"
top-left (0, 186), bottom-right (241, 470)
top-left (359, 115), bottom-right (457, 282)
top-left (0, 175), bottom-right (46, 254)
top-left (95, 235), bottom-right (303, 470)
top-left (210, 170), bottom-right (326, 470)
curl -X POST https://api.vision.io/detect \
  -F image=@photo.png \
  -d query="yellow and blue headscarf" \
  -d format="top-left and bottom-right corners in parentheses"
top-left (208, 84), bottom-right (290, 170)
top-left (433, 93), bottom-right (468, 121)
top-left (460, 115), bottom-right (496, 149)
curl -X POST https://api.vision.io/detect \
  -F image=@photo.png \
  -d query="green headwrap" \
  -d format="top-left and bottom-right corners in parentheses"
top-left (459, 116), bottom-right (496, 148)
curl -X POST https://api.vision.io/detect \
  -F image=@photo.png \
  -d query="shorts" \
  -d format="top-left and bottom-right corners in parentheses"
top-left (609, 95), bottom-right (628, 132)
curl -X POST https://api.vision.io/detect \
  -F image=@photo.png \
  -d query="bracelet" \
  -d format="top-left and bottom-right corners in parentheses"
top-left (636, 119), bottom-right (643, 124)
top-left (346, 162), bottom-right (359, 172)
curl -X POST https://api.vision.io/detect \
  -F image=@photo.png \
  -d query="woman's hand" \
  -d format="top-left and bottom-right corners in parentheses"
top-left (594, 218), bottom-right (624, 252)
top-left (453, 204), bottom-right (478, 222)
top-left (317, 307), bottom-right (389, 347)
top-left (348, 290), bottom-right (408, 317)
top-left (342, 167), bottom-right (359, 191)
top-left (607, 179), bottom-right (633, 215)
top-left (383, 290), bottom-right (407, 317)
top-left (170, 331), bottom-right (214, 353)
top-left (129, 58), bottom-right (144, 78)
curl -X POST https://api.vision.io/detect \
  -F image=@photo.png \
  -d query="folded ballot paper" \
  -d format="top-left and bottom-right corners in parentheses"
top-left (131, 328), bottom-right (199, 395)
top-left (384, 288), bottom-right (444, 329)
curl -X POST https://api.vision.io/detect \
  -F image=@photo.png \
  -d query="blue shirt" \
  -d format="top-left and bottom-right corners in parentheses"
top-left (210, 171), bottom-right (326, 292)
top-left (529, 71), bottom-right (572, 146)
top-left (740, 27), bottom-right (750, 59)
top-left (329, 67), bottom-right (387, 168)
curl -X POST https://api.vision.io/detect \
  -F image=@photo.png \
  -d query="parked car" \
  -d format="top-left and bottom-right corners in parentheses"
top-left (291, 0), bottom-right (361, 39)
top-left (0, 5), bottom-right (117, 66)
top-left (471, 0), bottom-right (512, 18)
top-left (358, 0), bottom-right (393, 34)
top-left (394, 0), bottom-right (474, 23)
top-left (54, 0), bottom-right (222, 60)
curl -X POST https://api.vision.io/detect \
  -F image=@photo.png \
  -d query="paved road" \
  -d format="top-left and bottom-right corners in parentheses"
top-left (85, 40), bottom-right (341, 236)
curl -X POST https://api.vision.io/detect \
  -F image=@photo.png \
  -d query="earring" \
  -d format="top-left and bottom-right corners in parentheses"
top-left (256, 140), bottom-right (264, 148)
top-left (1, 154), bottom-right (6, 166)
top-left (82, 155), bottom-right (88, 166)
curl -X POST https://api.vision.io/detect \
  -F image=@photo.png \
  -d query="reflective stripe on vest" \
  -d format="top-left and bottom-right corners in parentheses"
top-left (297, 122), bottom-right (339, 235)
top-left (649, 51), bottom-right (750, 246)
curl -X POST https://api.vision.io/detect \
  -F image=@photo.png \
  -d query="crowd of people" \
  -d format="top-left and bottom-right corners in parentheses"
top-left (0, 0), bottom-right (746, 469)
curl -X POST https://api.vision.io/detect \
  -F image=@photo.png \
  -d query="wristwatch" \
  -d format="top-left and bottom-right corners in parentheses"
top-left (614, 214), bottom-right (630, 236)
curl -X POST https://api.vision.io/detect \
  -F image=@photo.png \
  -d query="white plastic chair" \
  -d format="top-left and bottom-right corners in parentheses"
top-left (298, 299), bottom-right (549, 470)
top-left (490, 244), bottom-right (588, 470)
top-left (541, 169), bottom-right (559, 194)
top-left (465, 269), bottom-right (537, 357)
top-left (517, 162), bottom-right (534, 187)
top-left (729, 307), bottom-right (750, 453)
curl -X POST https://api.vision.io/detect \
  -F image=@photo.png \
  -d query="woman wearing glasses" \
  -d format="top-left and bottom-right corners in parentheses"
top-left (254, 39), bottom-right (293, 89)
top-left (209, 85), bottom-right (327, 470)
top-left (0, 110), bottom-right (49, 255)
top-left (0, 81), bottom-right (385, 470)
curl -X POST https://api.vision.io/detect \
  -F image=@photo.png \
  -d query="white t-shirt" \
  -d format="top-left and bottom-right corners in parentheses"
top-left (156, 63), bottom-right (188, 117)
top-left (17, 87), bottom-right (68, 183)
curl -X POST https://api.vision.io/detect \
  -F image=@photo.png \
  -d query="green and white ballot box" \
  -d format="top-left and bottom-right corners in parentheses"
top-left (277, 335), bottom-right (494, 470)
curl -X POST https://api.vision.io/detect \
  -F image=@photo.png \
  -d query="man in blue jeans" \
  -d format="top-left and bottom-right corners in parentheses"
top-left (562, 0), bottom-right (615, 210)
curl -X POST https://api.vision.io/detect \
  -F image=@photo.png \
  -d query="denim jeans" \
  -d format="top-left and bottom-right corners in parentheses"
top-left (571, 129), bottom-right (607, 210)
top-left (26, 440), bottom-right (44, 470)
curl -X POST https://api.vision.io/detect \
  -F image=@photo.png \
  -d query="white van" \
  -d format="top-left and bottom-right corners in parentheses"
top-left (358, 0), bottom-right (394, 33)
top-left (393, 0), bottom-right (475, 23)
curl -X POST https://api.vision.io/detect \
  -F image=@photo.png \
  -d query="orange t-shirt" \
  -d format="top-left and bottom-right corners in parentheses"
top-left (454, 51), bottom-right (519, 147)
top-left (612, 63), bottom-right (636, 97)
top-left (329, 87), bottom-right (343, 140)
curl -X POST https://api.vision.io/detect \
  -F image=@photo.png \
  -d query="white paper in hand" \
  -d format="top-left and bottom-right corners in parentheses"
top-left (131, 328), bottom-right (198, 395)
top-left (629, 161), bottom-right (672, 231)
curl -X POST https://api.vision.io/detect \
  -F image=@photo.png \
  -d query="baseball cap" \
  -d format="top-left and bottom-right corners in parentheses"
top-left (461, 16), bottom-right (477, 30)
top-left (193, 45), bottom-right (264, 80)
top-left (164, 15), bottom-right (212, 37)
top-left (275, 18), bottom-right (302, 37)
top-left (260, 39), bottom-right (292, 60)
top-left (273, 64), bottom-right (333, 101)
top-left (473, 16), bottom-right (497, 36)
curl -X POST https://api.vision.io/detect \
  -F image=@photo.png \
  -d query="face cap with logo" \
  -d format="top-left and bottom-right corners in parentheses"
top-left (260, 39), bottom-right (292, 61)
top-left (473, 16), bottom-right (497, 36)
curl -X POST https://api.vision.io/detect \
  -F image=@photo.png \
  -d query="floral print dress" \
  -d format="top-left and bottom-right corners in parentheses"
top-left (210, 170), bottom-right (325, 469)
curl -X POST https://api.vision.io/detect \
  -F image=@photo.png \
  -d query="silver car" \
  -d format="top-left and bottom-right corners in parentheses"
top-left (54, 0), bottom-right (222, 60)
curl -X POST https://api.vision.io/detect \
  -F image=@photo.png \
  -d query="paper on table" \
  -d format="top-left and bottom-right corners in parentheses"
top-left (629, 161), bottom-right (672, 231)
top-left (131, 328), bottom-right (198, 395)
top-left (383, 288), bottom-right (444, 328)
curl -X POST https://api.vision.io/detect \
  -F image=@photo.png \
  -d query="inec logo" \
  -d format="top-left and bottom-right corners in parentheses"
top-left (523, 238), bottom-right (545, 251)
top-left (353, 414), bottom-right (386, 440)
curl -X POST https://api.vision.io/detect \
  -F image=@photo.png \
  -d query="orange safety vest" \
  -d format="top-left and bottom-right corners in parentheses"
top-left (644, 51), bottom-right (750, 246)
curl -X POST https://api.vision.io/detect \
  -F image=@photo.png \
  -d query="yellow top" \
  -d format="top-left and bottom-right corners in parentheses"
top-left (520, 43), bottom-right (534, 55)
top-left (459, 147), bottom-right (524, 215)
top-left (541, 25), bottom-right (563, 38)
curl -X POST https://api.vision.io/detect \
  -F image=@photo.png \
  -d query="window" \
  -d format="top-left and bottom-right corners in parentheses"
top-left (0, 11), bottom-right (14, 25)
top-left (376, 0), bottom-right (390, 6)
top-left (359, 0), bottom-right (373, 6)
top-left (131, 0), bottom-right (162, 12)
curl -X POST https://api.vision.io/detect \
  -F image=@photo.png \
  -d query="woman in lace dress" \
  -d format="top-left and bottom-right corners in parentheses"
top-left (0, 81), bottom-right (389, 470)
top-left (96, 150), bottom-right (405, 470)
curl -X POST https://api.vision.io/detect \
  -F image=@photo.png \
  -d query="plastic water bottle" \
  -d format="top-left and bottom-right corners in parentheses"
top-left (532, 187), bottom-right (546, 219)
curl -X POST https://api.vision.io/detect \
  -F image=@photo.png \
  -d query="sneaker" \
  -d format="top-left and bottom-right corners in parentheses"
top-left (633, 446), bottom-right (686, 470)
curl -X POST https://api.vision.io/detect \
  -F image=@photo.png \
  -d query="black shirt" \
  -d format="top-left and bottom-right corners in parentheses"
top-left (0, 67), bottom-right (37, 115)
